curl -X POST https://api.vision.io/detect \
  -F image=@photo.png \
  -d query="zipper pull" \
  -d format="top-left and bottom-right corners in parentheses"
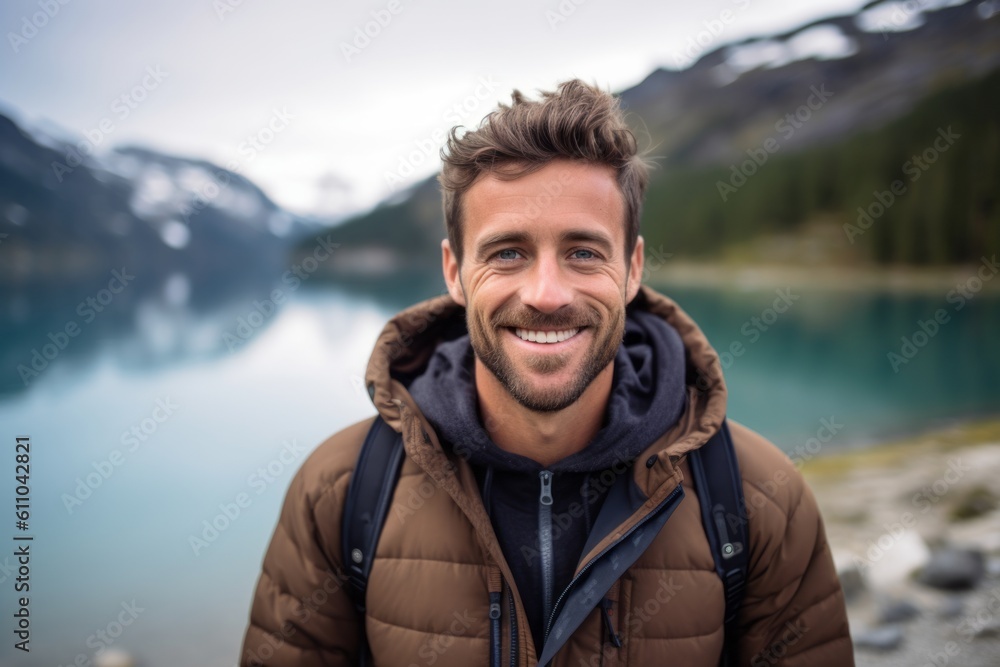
top-left (539, 470), bottom-right (553, 505)
top-left (488, 591), bottom-right (502, 667)
top-left (600, 598), bottom-right (622, 648)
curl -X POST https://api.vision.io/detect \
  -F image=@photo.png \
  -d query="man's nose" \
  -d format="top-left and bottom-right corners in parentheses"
top-left (520, 255), bottom-right (573, 314)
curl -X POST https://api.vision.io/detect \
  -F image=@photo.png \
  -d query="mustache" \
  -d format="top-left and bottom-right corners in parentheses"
top-left (493, 307), bottom-right (598, 330)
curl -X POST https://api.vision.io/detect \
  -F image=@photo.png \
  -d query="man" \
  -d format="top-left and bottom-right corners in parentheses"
top-left (240, 79), bottom-right (853, 666)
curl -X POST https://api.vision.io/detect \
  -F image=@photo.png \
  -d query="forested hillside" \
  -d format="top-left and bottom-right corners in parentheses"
top-left (642, 69), bottom-right (1000, 265)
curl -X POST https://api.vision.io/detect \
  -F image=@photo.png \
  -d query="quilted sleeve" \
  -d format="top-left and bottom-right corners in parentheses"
top-left (730, 423), bottom-right (854, 666)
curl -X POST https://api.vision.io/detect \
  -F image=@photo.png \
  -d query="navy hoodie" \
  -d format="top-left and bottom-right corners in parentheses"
top-left (408, 306), bottom-right (687, 653)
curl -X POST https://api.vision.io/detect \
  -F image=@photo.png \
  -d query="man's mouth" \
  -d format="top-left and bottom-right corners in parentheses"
top-left (512, 327), bottom-right (582, 344)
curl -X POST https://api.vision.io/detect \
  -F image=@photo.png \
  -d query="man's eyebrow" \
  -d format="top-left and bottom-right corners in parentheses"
top-left (559, 230), bottom-right (614, 254)
top-left (474, 231), bottom-right (530, 259)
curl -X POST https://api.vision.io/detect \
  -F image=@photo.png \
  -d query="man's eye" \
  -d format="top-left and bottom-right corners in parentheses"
top-left (572, 249), bottom-right (597, 260)
top-left (495, 249), bottom-right (522, 261)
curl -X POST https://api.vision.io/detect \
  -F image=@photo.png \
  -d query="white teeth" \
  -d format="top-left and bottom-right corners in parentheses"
top-left (514, 327), bottom-right (580, 343)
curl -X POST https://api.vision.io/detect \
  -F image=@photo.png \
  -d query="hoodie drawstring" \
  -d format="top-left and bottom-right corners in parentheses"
top-left (482, 465), bottom-right (495, 518)
top-left (580, 473), bottom-right (593, 534)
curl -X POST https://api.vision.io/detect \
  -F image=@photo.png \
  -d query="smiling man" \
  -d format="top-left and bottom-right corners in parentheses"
top-left (240, 80), bottom-right (853, 666)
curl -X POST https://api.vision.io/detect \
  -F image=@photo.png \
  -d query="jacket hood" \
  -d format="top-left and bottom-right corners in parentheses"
top-left (364, 284), bottom-right (728, 493)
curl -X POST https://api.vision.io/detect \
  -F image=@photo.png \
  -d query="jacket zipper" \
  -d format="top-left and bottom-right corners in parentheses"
top-left (507, 583), bottom-right (518, 667)
top-left (538, 470), bottom-right (555, 628)
top-left (489, 590), bottom-right (502, 667)
top-left (543, 483), bottom-right (684, 647)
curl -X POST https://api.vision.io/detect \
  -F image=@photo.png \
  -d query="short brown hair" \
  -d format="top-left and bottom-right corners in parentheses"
top-left (439, 79), bottom-right (649, 266)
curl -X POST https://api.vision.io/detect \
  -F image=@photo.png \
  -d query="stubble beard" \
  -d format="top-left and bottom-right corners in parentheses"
top-left (466, 300), bottom-right (625, 413)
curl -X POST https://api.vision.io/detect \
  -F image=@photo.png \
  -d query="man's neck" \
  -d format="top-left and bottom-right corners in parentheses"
top-left (473, 358), bottom-right (614, 468)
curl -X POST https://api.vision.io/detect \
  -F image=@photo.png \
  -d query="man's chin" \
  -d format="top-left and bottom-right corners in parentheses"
top-left (509, 386), bottom-right (583, 413)
top-left (502, 347), bottom-right (584, 381)
top-left (500, 366), bottom-right (595, 412)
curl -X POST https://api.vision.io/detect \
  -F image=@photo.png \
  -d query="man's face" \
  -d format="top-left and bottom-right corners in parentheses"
top-left (442, 159), bottom-right (644, 413)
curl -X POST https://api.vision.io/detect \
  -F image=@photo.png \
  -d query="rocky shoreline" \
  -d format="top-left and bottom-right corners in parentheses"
top-left (801, 419), bottom-right (1000, 666)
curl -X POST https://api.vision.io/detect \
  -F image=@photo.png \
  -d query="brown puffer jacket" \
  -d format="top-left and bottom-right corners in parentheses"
top-left (240, 284), bottom-right (854, 666)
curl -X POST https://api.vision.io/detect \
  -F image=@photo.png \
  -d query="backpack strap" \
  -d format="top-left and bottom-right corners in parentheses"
top-left (687, 420), bottom-right (748, 667)
top-left (341, 415), bottom-right (406, 666)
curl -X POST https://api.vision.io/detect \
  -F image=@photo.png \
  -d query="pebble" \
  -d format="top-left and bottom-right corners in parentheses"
top-left (876, 598), bottom-right (921, 624)
top-left (917, 548), bottom-right (985, 590)
top-left (837, 562), bottom-right (866, 602)
top-left (969, 619), bottom-right (1000, 640)
top-left (854, 625), bottom-right (905, 651)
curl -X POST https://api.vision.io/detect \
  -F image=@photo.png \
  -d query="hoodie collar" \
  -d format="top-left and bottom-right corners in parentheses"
top-left (363, 285), bottom-right (728, 493)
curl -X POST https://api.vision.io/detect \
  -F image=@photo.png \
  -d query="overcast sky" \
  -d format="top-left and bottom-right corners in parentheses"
top-left (1, 0), bottom-right (872, 218)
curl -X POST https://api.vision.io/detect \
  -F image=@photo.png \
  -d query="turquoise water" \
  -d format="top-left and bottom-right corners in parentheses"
top-left (0, 284), bottom-right (997, 666)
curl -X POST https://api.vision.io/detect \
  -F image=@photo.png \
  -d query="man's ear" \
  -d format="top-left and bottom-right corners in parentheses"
top-left (442, 238), bottom-right (466, 306)
top-left (626, 234), bottom-right (645, 303)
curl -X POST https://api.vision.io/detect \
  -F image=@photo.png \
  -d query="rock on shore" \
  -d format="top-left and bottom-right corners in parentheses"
top-left (801, 420), bottom-right (1000, 666)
